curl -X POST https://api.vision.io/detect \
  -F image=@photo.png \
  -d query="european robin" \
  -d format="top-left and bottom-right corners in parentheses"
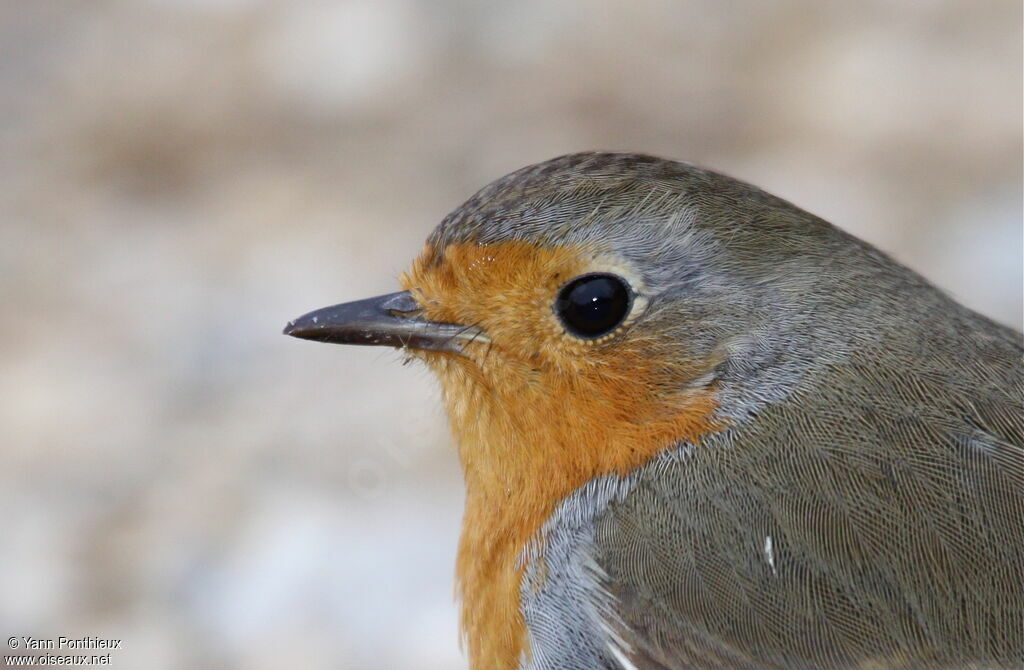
top-left (285, 153), bottom-right (1024, 669)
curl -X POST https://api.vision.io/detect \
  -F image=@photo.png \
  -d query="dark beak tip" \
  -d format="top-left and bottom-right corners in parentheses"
top-left (283, 320), bottom-right (323, 341)
top-left (283, 318), bottom-right (323, 340)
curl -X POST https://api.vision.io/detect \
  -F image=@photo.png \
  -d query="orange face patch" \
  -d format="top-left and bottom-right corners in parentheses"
top-left (402, 241), bottom-right (721, 670)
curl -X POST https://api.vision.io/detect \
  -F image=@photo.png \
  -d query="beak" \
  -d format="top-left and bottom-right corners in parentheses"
top-left (283, 290), bottom-right (484, 354)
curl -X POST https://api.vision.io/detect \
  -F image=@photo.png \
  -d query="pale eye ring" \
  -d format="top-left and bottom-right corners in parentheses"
top-left (553, 273), bottom-right (633, 339)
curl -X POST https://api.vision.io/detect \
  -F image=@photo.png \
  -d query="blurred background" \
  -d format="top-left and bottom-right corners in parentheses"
top-left (1, 1), bottom-right (1020, 668)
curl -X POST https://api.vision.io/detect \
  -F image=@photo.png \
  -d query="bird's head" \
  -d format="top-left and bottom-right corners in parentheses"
top-left (286, 153), bottom-right (859, 470)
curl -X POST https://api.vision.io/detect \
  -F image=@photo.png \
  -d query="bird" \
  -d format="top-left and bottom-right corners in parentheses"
top-left (284, 152), bottom-right (1024, 670)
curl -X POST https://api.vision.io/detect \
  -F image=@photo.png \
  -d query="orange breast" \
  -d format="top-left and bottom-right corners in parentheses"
top-left (403, 241), bottom-right (722, 669)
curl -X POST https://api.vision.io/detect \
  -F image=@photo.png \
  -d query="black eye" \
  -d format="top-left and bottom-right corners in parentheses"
top-left (554, 273), bottom-right (633, 339)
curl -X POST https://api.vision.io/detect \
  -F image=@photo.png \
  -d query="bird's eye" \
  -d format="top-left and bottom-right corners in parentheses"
top-left (554, 273), bottom-right (633, 339)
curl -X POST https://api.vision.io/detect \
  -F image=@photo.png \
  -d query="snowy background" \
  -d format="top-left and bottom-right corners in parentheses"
top-left (1, 1), bottom-right (1020, 668)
